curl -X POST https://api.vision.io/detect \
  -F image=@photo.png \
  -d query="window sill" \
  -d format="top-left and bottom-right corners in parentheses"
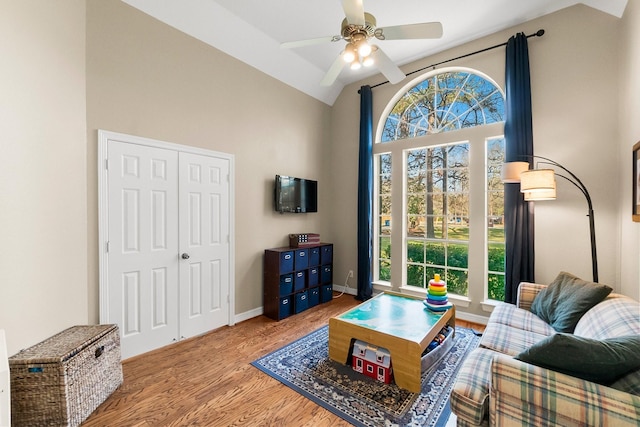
top-left (480, 299), bottom-right (501, 313)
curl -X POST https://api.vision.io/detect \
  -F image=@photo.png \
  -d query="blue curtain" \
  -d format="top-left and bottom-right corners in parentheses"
top-left (357, 85), bottom-right (373, 301)
top-left (504, 33), bottom-right (535, 304)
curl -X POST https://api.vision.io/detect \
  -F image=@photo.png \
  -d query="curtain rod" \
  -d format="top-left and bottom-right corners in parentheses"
top-left (368, 29), bottom-right (545, 90)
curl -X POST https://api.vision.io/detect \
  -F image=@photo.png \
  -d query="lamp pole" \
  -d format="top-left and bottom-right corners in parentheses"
top-left (526, 155), bottom-right (598, 283)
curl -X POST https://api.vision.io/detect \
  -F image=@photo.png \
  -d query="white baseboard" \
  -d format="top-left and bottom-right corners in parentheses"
top-left (455, 311), bottom-right (489, 326)
top-left (235, 306), bottom-right (263, 324)
top-left (234, 283), bottom-right (356, 324)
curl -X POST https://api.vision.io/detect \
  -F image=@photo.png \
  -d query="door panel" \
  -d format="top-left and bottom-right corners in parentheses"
top-left (107, 141), bottom-right (179, 359)
top-left (179, 152), bottom-right (230, 339)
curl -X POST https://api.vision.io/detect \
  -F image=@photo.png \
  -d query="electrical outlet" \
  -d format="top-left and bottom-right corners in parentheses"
top-left (348, 270), bottom-right (354, 278)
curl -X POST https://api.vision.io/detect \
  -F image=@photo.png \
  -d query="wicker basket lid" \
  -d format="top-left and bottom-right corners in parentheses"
top-left (9, 324), bottom-right (118, 364)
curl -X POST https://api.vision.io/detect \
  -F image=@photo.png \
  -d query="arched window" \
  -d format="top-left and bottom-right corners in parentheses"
top-left (374, 68), bottom-right (506, 302)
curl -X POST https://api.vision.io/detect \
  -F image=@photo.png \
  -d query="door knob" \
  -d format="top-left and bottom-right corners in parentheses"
top-left (181, 253), bottom-right (190, 260)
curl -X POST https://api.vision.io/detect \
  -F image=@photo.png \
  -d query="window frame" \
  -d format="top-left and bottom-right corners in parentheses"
top-left (372, 67), bottom-right (505, 304)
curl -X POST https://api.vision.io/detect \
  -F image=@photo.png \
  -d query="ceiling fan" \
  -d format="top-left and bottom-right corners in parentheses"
top-left (281, 0), bottom-right (443, 86)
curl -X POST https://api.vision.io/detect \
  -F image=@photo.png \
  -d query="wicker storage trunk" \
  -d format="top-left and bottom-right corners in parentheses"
top-left (9, 324), bottom-right (123, 427)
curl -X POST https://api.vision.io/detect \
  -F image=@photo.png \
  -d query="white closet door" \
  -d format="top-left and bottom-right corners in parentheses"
top-left (107, 141), bottom-right (179, 358)
top-left (178, 152), bottom-right (230, 339)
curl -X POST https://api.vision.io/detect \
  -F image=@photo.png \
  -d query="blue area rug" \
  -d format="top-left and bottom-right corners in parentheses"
top-left (251, 325), bottom-right (480, 426)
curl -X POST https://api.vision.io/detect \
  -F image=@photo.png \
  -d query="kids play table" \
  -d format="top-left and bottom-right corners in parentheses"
top-left (328, 291), bottom-right (455, 392)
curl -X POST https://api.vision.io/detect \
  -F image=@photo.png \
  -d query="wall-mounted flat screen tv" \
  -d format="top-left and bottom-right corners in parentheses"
top-left (274, 175), bottom-right (317, 213)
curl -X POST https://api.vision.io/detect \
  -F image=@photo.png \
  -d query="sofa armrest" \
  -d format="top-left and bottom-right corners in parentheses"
top-left (490, 354), bottom-right (640, 426)
top-left (515, 282), bottom-right (546, 312)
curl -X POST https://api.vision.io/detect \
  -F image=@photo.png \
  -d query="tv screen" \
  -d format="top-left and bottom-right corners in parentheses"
top-left (274, 175), bottom-right (317, 213)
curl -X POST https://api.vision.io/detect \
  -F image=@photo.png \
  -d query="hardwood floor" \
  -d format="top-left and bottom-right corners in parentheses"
top-left (84, 294), bottom-right (484, 426)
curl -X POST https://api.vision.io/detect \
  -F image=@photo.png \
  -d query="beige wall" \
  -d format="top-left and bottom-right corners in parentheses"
top-left (85, 0), bottom-right (332, 322)
top-left (618, 0), bottom-right (640, 301)
top-left (0, 0), bottom-right (88, 355)
top-left (329, 5), bottom-right (628, 319)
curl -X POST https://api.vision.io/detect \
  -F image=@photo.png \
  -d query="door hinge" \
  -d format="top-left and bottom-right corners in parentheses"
top-left (106, 241), bottom-right (109, 253)
top-left (105, 159), bottom-right (109, 170)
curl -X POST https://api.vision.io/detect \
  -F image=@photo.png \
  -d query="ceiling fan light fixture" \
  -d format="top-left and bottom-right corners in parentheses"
top-left (362, 55), bottom-right (374, 67)
top-left (357, 40), bottom-right (372, 57)
top-left (342, 43), bottom-right (356, 63)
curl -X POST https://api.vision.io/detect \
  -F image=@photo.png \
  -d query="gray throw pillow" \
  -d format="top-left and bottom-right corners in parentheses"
top-left (530, 271), bottom-right (612, 332)
top-left (515, 333), bottom-right (640, 384)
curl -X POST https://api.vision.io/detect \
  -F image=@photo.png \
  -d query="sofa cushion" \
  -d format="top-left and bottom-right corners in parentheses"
top-left (479, 304), bottom-right (554, 356)
top-left (515, 333), bottom-right (640, 384)
top-left (574, 294), bottom-right (640, 340)
top-left (449, 347), bottom-right (496, 425)
top-left (530, 271), bottom-right (612, 333)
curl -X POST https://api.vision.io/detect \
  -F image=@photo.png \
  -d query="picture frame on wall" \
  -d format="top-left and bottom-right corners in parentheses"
top-left (634, 141), bottom-right (640, 222)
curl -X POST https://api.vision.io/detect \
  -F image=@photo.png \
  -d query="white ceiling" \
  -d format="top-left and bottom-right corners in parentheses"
top-left (122, 0), bottom-right (626, 105)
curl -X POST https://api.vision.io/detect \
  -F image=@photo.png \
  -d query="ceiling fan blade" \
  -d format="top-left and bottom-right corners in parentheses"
top-left (371, 46), bottom-right (405, 84)
top-left (320, 55), bottom-right (345, 86)
top-left (377, 22), bottom-right (443, 40)
top-left (341, 0), bottom-right (365, 26)
top-left (281, 35), bottom-right (341, 49)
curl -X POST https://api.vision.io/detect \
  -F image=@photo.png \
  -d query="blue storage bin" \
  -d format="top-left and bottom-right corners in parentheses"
top-left (308, 287), bottom-right (320, 307)
top-left (295, 249), bottom-right (309, 270)
top-left (279, 274), bottom-right (293, 295)
top-left (321, 245), bottom-right (333, 265)
top-left (279, 297), bottom-right (293, 318)
top-left (308, 267), bottom-right (319, 286)
top-left (309, 247), bottom-right (321, 266)
top-left (294, 291), bottom-right (308, 314)
top-left (294, 270), bottom-right (306, 291)
top-left (320, 284), bottom-right (333, 303)
top-left (280, 251), bottom-right (294, 274)
top-left (321, 265), bottom-right (332, 284)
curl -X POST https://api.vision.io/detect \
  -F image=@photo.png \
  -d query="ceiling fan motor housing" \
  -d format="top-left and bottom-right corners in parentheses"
top-left (341, 12), bottom-right (377, 42)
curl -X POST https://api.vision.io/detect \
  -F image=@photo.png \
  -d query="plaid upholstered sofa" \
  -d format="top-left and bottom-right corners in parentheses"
top-left (450, 280), bottom-right (640, 426)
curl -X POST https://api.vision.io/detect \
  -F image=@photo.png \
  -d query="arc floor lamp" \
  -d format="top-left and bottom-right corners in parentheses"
top-left (502, 156), bottom-right (598, 283)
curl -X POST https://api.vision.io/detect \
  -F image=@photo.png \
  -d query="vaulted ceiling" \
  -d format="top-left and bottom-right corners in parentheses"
top-left (122, 0), bottom-right (627, 105)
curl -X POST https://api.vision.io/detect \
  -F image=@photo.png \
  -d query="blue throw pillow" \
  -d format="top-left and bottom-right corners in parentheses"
top-left (515, 333), bottom-right (640, 384)
top-left (530, 271), bottom-right (612, 333)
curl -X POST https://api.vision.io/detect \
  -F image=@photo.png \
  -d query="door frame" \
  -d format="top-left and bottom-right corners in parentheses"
top-left (97, 129), bottom-right (235, 328)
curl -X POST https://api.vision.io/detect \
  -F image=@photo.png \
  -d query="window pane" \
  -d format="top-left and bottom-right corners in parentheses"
top-left (446, 270), bottom-right (468, 296)
top-left (447, 243), bottom-right (468, 268)
top-left (425, 241), bottom-right (445, 265)
top-left (487, 137), bottom-right (505, 301)
top-left (407, 264), bottom-right (425, 287)
top-left (377, 153), bottom-right (392, 282)
top-left (407, 240), bottom-right (424, 263)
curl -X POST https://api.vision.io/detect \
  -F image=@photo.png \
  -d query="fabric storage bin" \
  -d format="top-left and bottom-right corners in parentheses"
top-left (321, 245), bottom-right (333, 264)
top-left (9, 324), bottom-right (123, 427)
top-left (295, 291), bottom-right (309, 314)
top-left (279, 251), bottom-right (294, 274)
top-left (309, 247), bottom-right (321, 266)
top-left (279, 274), bottom-right (293, 295)
top-left (321, 265), bottom-right (332, 284)
top-left (279, 297), bottom-right (293, 318)
top-left (308, 267), bottom-right (319, 286)
top-left (294, 271), bottom-right (306, 291)
top-left (294, 249), bottom-right (308, 270)
top-left (308, 287), bottom-right (320, 307)
top-left (320, 284), bottom-right (333, 303)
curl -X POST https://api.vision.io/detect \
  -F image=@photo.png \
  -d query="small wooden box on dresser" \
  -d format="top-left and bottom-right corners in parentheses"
top-left (264, 243), bottom-right (333, 320)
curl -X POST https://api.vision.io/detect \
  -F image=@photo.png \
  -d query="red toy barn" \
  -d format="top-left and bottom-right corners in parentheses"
top-left (351, 340), bottom-right (393, 384)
